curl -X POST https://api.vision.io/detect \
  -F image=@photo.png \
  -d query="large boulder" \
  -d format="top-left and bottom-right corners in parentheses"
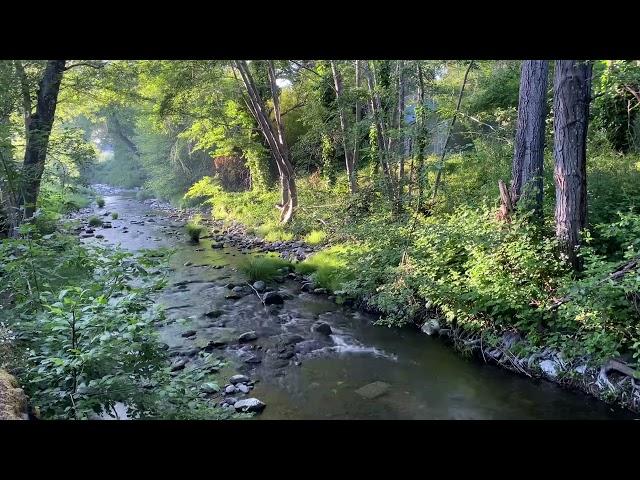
top-left (229, 374), bottom-right (250, 385)
top-left (234, 398), bottom-right (266, 413)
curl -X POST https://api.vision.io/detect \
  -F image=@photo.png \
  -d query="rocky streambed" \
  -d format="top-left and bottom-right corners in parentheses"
top-left (71, 185), bottom-right (636, 419)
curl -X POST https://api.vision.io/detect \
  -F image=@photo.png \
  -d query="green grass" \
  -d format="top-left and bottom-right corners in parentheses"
top-left (96, 196), bottom-right (105, 208)
top-left (111, 212), bottom-right (119, 220)
top-left (304, 229), bottom-right (327, 245)
top-left (259, 224), bottom-right (294, 242)
top-left (238, 254), bottom-right (292, 283)
top-left (185, 222), bottom-right (203, 242)
top-left (88, 216), bottom-right (103, 227)
top-left (295, 245), bottom-right (359, 292)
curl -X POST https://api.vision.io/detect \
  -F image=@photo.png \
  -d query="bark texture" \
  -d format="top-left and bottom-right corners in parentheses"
top-left (20, 60), bottom-right (66, 220)
top-left (511, 60), bottom-right (549, 215)
top-left (553, 60), bottom-right (593, 270)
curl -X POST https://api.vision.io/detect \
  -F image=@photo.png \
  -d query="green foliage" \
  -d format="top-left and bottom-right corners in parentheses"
top-left (88, 216), bottom-right (103, 227)
top-left (185, 221), bottom-right (203, 242)
top-left (296, 245), bottom-right (360, 292)
top-left (0, 230), bottom-right (232, 419)
top-left (111, 212), bottom-right (118, 220)
top-left (304, 229), bottom-right (327, 245)
top-left (96, 196), bottom-right (105, 208)
top-left (238, 254), bottom-right (291, 283)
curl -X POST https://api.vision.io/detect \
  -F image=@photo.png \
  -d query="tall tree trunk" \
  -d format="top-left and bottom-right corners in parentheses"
top-left (352, 60), bottom-right (361, 191)
top-left (553, 60), bottom-right (593, 270)
top-left (510, 60), bottom-right (548, 216)
top-left (414, 62), bottom-right (429, 213)
top-left (234, 60), bottom-right (297, 224)
top-left (330, 60), bottom-right (356, 193)
top-left (20, 60), bottom-right (66, 220)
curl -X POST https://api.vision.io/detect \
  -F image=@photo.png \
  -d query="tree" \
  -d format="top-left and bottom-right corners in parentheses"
top-left (509, 60), bottom-right (549, 216)
top-left (553, 60), bottom-right (593, 270)
top-left (234, 60), bottom-right (297, 224)
top-left (16, 60), bottom-right (66, 220)
top-left (330, 60), bottom-right (357, 193)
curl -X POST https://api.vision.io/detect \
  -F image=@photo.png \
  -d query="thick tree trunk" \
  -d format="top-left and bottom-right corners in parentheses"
top-left (510, 60), bottom-right (548, 216)
top-left (20, 60), bottom-right (66, 220)
top-left (553, 60), bottom-right (592, 270)
top-left (330, 60), bottom-right (357, 194)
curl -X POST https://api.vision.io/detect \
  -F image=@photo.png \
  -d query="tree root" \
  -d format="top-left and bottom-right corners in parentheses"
top-left (597, 359), bottom-right (640, 393)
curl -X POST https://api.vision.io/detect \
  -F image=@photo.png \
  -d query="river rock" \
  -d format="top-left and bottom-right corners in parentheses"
top-left (200, 382), bottom-right (220, 394)
top-left (211, 243), bottom-right (224, 249)
top-left (252, 281), bottom-right (266, 292)
top-left (233, 398), bottom-right (266, 413)
top-left (282, 334), bottom-right (305, 346)
top-left (539, 359), bottom-right (559, 378)
top-left (224, 396), bottom-right (238, 406)
top-left (421, 319), bottom-right (440, 336)
top-left (170, 358), bottom-right (187, 372)
top-left (244, 354), bottom-right (262, 364)
top-left (294, 340), bottom-right (324, 355)
top-left (229, 374), bottom-right (250, 385)
top-left (238, 331), bottom-right (258, 343)
top-left (225, 385), bottom-right (237, 394)
top-left (204, 309), bottom-right (223, 318)
top-left (355, 381), bottom-right (391, 399)
top-left (204, 328), bottom-right (237, 349)
top-left (225, 292), bottom-right (242, 300)
top-left (263, 291), bottom-right (284, 305)
top-left (313, 288), bottom-right (328, 294)
top-left (311, 321), bottom-right (332, 335)
top-left (236, 383), bottom-right (250, 394)
top-left (181, 330), bottom-right (197, 338)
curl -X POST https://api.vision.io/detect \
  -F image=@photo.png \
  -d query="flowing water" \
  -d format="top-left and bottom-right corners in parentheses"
top-left (81, 190), bottom-right (636, 420)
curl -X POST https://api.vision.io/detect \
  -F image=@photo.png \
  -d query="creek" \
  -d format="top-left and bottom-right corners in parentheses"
top-left (80, 190), bottom-right (635, 420)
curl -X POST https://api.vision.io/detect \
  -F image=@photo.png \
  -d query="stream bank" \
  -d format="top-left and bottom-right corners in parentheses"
top-left (75, 185), bottom-right (636, 419)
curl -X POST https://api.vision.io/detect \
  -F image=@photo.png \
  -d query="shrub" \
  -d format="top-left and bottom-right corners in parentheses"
top-left (238, 254), bottom-right (291, 283)
top-left (185, 222), bottom-right (203, 242)
top-left (111, 212), bottom-right (119, 220)
top-left (88, 216), bottom-right (103, 227)
top-left (96, 196), bottom-right (105, 208)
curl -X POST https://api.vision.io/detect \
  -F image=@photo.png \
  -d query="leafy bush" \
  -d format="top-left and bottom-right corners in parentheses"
top-left (185, 222), bottom-right (203, 242)
top-left (111, 212), bottom-right (119, 220)
top-left (96, 196), bottom-right (105, 208)
top-left (88, 216), bottom-right (103, 227)
top-left (0, 230), bottom-right (233, 419)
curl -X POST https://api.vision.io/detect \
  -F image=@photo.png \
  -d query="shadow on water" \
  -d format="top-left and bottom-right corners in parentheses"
top-left (82, 191), bottom-right (636, 420)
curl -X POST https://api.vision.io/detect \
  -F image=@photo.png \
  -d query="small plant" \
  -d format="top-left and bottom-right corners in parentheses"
top-left (186, 222), bottom-right (203, 242)
top-left (96, 196), bottom-right (105, 208)
top-left (88, 216), bottom-right (103, 227)
top-left (238, 254), bottom-right (291, 282)
top-left (111, 212), bottom-right (119, 220)
top-left (304, 229), bottom-right (327, 245)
